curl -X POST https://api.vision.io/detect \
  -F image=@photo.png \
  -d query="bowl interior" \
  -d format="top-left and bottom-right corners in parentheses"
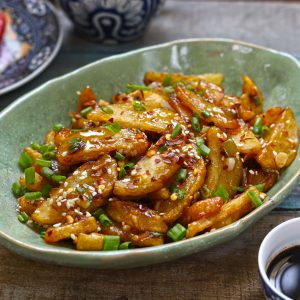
top-left (0, 39), bottom-right (300, 268)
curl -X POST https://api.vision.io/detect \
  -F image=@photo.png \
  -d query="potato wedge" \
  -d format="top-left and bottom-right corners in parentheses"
top-left (256, 108), bottom-right (298, 169)
top-left (262, 107), bottom-right (283, 126)
top-left (144, 71), bottom-right (224, 86)
top-left (45, 217), bottom-right (98, 243)
top-left (179, 197), bottom-right (223, 225)
top-left (176, 86), bottom-right (239, 129)
top-left (88, 103), bottom-right (177, 134)
top-left (77, 86), bottom-right (97, 112)
top-left (57, 127), bottom-right (148, 166)
top-left (106, 199), bottom-right (168, 233)
top-left (155, 157), bottom-right (206, 223)
top-left (18, 197), bottom-right (43, 215)
top-left (76, 233), bottom-right (104, 251)
top-left (186, 187), bottom-right (260, 238)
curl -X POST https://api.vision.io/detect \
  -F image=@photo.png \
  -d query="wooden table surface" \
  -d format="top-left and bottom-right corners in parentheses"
top-left (1, 1), bottom-right (300, 299)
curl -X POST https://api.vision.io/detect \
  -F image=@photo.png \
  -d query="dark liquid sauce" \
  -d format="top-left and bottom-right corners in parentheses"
top-left (267, 246), bottom-right (300, 300)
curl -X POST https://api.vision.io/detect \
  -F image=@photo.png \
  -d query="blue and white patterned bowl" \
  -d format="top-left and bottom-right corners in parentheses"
top-left (58, 0), bottom-right (158, 43)
top-left (0, 0), bottom-right (63, 95)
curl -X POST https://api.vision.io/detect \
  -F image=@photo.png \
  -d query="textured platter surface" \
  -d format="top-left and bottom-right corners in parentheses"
top-left (0, 39), bottom-right (299, 269)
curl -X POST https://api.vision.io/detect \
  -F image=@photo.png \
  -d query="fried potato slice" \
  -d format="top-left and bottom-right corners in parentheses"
top-left (106, 199), bottom-right (168, 233)
top-left (76, 233), bottom-right (104, 251)
top-left (179, 197), bottom-right (223, 226)
top-left (262, 107), bottom-right (283, 126)
top-left (18, 197), bottom-right (43, 215)
top-left (19, 171), bottom-right (46, 192)
top-left (77, 86), bottom-right (97, 112)
top-left (54, 128), bottom-right (74, 147)
top-left (52, 155), bottom-right (117, 211)
top-left (114, 132), bottom-right (185, 198)
top-left (88, 103), bottom-right (176, 134)
top-left (186, 187), bottom-right (259, 238)
top-left (155, 157), bottom-right (206, 223)
top-left (45, 217), bottom-right (98, 243)
top-left (144, 71), bottom-right (224, 86)
top-left (176, 86), bottom-right (239, 129)
top-left (57, 127), bottom-right (148, 166)
top-left (167, 94), bottom-right (193, 123)
top-left (31, 199), bottom-right (64, 225)
top-left (256, 108), bottom-right (298, 169)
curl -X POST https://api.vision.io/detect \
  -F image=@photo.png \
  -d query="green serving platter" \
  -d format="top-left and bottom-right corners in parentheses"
top-left (0, 39), bottom-right (299, 269)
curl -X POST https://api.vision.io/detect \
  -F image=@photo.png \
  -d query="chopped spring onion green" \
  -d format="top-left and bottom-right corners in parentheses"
top-left (163, 86), bottom-right (175, 94)
top-left (92, 208), bottom-right (104, 218)
top-left (171, 124), bottom-right (182, 139)
top-left (163, 76), bottom-right (172, 87)
top-left (40, 229), bottom-right (46, 239)
top-left (41, 167), bottom-right (54, 179)
top-left (11, 182), bottom-right (25, 198)
top-left (119, 241), bottom-right (133, 250)
top-left (201, 111), bottom-right (210, 118)
top-left (222, 139), bottom-right (238, 157)
top-left (197, 91), bottom-right (204, 97)
top-left (197, 143), bottom-right (211, 157)
top-left (132, 100), bottom-right (146, 112)
top-left (126, 83), bottom-right (150, 91)
top-left (25, 191), bottom-right (42, 201)
top-left (35, 159), bottom-right (52, 167)
top-left (68, 137), bottom-right (86, 153)
top-left (214, 185), bottom-right (229, 201)
top-left (18, 211), bottom-right (29, 223)
top-left (53, 123), bottom-right (64, 132)
top-left (25, 167), bottom-right (35, 186)
top-left (195, 137), bottom-right (205, 147)
top-left (18, 152), bottom-right (33, 170)
top-left (99, 214), bottom-right (113, 226)
top-left (114, 151), bottom-right (125, 161)
top-left (158, 144), bottom-right (168, 153)
top-left (31, 142), bottom-right (41, 152)
top-left (167, 223), bottom-right (187, 242)
top-left (191, 116), bottom-right (201, 133)
top-left (200, 185), bottom-right (212, 199)
top-left (80, 106), bottom-right (93, 117)
top-left (104, 122), bottom-right (121, 134)
top-left (100, 105), bottom-right (113, 114)
top-left (40, 144), bottom-right (55, 154)
top-left (176, 168), bottom-right (187, 183)
top-left (51, 175), bottom-right (66, 183)
top-left (170, 185), bottom-right (186, 200)
top-left (103, 235), bottom-right (120, 251)
top-left (261, 125), bottom-right (269, 136)
top-left (42, 151), bottom-right (56, 160)
top-left (252, 116), bottom-right (262, 135)
top-left (255, 183), bottom-right (265, 192)
top-left (41, 184), bottom-right (52, 198)
top-left (253, 96), bottom-right (261, 106)
top-left (186, 84), bottom-right (194, 91)
top-left (118, 162), bottom-right (135, 179)
top-left (248, 190), bottom-right (263, 207)
top-left (233, 186), bottom-right (246, 192)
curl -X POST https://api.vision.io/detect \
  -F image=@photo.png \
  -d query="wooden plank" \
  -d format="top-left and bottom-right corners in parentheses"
top-left (0, 211), bottom-right (298, 299)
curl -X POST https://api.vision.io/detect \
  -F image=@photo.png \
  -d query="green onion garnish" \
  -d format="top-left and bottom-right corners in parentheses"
top-left (25, 167), bottom-right (35, 186)
top-left (104, 122), bottom-right (121, 134)
top-left (51, 175), bottom-right (66, 183)
top-left (103, 235), bottom-right (120, 251)
top-left (35, 159), bottom-right (52, 167)
top-left (158, 144), bottom-right (168, 153)
top-left (31, 142), bottom-right (41, 152)
top-left (118, 162), bottom-right (135, 179)
top-left (191, 116), bottom-right (201, 133)
top-left (214, 185), bottom-right (229, 202)
top-left (53, 123), bottom-right (64, 132)
top-left (24, 191), bottom-right (42, 201)
top-left (99, 214), bottom-right (113, 226)
top-left (261, 125), bottom-right (269, 136)
top-left (41, 167), bottom-right (54, 179)
top-left (197, 143), bottom-right (211, 157)
top-left (253, 96), bottom-right (261, 106)
top-left (42, 151), bottom-right (56, 160)
top-left (114, 151), bottom-right (125, 161)
top-left (171, 124), bottom-right (182, 139)
top-left (198, 91), bottom-right (204, 97)
top-left (163, 86), bottom-right (175, 94)
top-left (170, 185), bottom-right (186, 200)
top-left (252, 116), bottom-right (262, 135)
top-left (40, 144), bottom-right (55, 154)
top-left (100, 105), bottom-right (113, 114)
top-left (163, 76), bottom-right (172, 87)
top-left (41, 184), bottom-right (52, 198)
top-left (176, 168), bottom-right (187, 183)
top-left (201, 111), bottom-right (210, 118)
top-left (119, 241), bottom-right (133, 250)
top-left (126, 83), bottom-right (150, 91)
top-left (68, 137), bottom-right (86, 153)
top-left (18, 211), bottom-right (29, 223)
top-left (233, 186), bottom-right (246, 192)
top-left (11, 182), bottom-right (25, 198)
top-left (80, 106), bottom-right (93, 117)
top-left (18, 152), bottom-right (33, 170)
top-left (186, 84), bottom-right (194, 91)
top-left (248, 190), bottom-right (263, 207)
top-left (92, 208), bottom-right (104, 218)
top-left (40, 229), bottom-right (46, 239)
top-left (200, 184), bottom-right (212, 199)
top-left (195, 137), bottom-right (205, 147)
top-left (167, 223), bottom-right (187, 242)
top-left (255, 183), bottom-right (265, 192)
top-left (132, 100), bottom-right (146, 112)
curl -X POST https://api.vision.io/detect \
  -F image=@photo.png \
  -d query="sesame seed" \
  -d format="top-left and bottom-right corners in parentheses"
top-left (53, 223), bottom-right (61, 228)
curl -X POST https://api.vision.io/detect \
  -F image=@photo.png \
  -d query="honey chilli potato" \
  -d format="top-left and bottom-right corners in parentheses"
top-left (12, 71), bottom-right (298, 251)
